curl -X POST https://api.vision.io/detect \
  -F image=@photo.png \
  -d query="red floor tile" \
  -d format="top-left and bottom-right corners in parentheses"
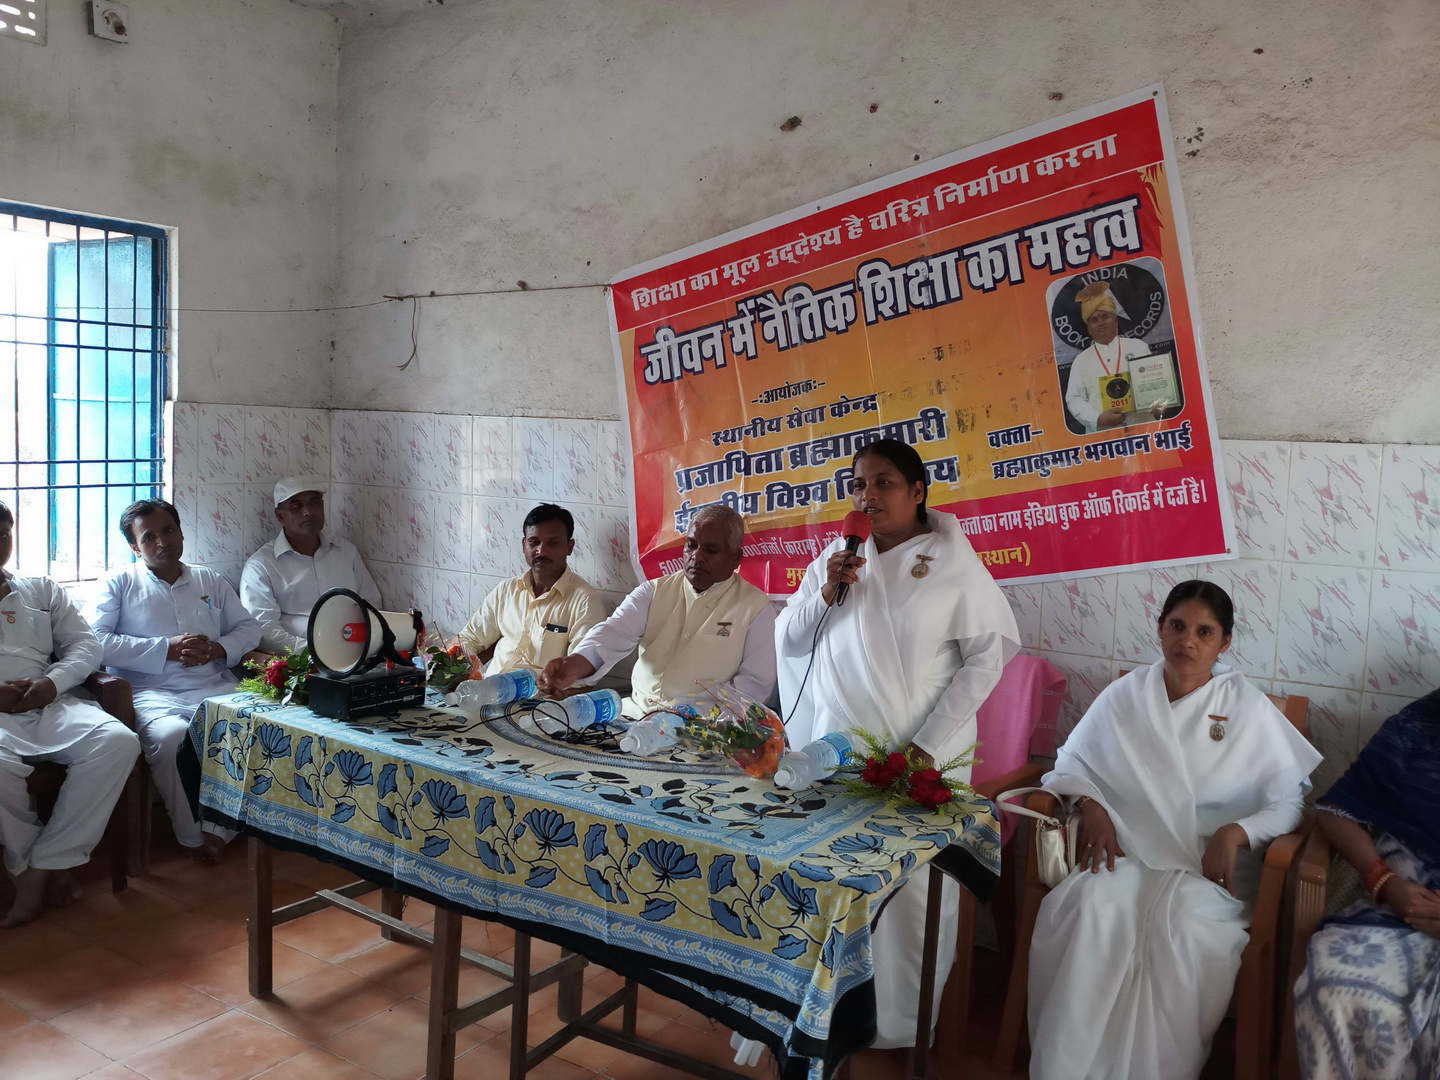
top-left (101, 909), bottom-right (249, 966)
top-left (0, 918), bottom-right (87, 973)
top-left (121, 1009), bottom-right (310, 1080)
top-left (0, 944), bottom-right (149, 1019)
top-left (49, 976), bottom-right (225, 1058)
top-left (317, 997), bottom-right (489, 1080)
top-left (273, 903), bottom-right (394, 963)
top-left (0, 1021), bottom-right (110, 1080)
top-left (161, 940), bottom-right (332, 1005)
top-left (251, 1047), bottom-right (382, 1079)
top-left (237, 964), bottom-right (407, 1041)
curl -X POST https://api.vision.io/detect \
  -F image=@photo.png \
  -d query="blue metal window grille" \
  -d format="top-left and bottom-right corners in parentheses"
top-left (0, 200), bottom-right (168, 582)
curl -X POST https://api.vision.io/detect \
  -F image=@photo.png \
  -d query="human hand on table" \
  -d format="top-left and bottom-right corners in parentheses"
top-left (538, 654), bottom-right (596, 698)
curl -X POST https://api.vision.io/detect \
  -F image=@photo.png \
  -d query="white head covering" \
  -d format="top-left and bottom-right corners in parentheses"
top-left (273, 475), bottom-right (327, 507)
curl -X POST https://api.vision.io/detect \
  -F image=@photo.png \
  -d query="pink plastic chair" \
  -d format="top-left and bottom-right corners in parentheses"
top-left (972, 654), bottom-right (1066, 844)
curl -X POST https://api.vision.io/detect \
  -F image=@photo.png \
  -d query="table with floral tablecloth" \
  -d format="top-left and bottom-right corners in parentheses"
top-left (184, 692), bottom-right (1000, 1079)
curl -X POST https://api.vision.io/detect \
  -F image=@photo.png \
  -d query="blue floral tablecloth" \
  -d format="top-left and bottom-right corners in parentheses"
top-left (184, 693), bottom-right (1000, 1079)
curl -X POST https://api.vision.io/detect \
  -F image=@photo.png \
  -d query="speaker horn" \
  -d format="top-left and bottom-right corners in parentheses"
top-left (306, 587), bottom-right (423, 678)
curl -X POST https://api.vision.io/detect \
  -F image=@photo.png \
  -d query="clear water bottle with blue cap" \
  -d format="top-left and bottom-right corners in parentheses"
top-left (618, 708), bottom-right (692, 755)
top-left (532, 689), bottom-right (623, 736)
top-left (772, 731), bottom-right (856, 789)
top-left (451, 669), bottom-right (537, 709)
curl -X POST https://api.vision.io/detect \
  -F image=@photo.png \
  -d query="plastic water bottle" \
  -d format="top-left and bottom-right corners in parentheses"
top-left (617, 711), bottom-right (687, 755)
top-left (773, 732), bottom-right (856, 789)
top-left (531, 689), bottom-right (623, 736)
top-left (451, 670), bottom-right (537, 709)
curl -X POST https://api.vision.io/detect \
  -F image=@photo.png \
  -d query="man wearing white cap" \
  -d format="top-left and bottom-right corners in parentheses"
top-left (92, 498), bottom-right (260, 860)
top-left (240, 476), bottom-right (380, 654)
top-left (1062, 282), bottom-right (1156, 433)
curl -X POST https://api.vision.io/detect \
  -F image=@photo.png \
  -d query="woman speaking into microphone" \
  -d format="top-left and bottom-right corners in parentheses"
top-left (777, 437), bottom-right (1020, 1050)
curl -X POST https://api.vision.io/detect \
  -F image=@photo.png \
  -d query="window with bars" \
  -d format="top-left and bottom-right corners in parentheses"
top-left (0, 200), bottom-right (168, 584)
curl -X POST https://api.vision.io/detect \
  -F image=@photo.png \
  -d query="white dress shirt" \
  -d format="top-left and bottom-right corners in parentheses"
top-left (0, 575), bottom-right (101, 696)
top-left (574, 576), bottom-right (777, 706)
top-left (240, 532), bottom-right (380, 653)
top-left (91, 562), bottom-right (261, 693)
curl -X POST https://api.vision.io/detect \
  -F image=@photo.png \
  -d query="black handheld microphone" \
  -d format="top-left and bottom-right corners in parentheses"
top-left (832, 509), bottom-right (872, 606)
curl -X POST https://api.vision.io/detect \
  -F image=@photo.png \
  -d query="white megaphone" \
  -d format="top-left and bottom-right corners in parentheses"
top-left (306, 587), bottom-right (423, 678)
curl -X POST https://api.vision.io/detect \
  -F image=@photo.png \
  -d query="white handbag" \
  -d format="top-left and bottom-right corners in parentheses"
top-left (995, 787), bottom-right (1079, 888)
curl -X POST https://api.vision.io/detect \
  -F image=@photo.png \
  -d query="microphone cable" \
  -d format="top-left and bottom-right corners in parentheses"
top-left (781, 598), bottom-right (833, 724)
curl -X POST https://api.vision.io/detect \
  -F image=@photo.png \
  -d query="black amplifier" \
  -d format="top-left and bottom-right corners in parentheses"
top-left (307, 666), bottom-right (426, 720)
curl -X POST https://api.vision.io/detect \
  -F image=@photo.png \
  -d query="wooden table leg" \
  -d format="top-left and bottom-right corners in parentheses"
top-left (380, 888), bottom-right (406, 941)
top-left (427, 906), bottom-right (462, 1080)
top-left (556, 947), bottom-right (583, 1022)
top-left (909, 865), bottom-right (944, 1080)
top-left (622, 977), bottom-right (639, 1037)
top-left (510, 932), bottom-right (532, 1080)
top-left (248, 837), bottom-right (273, 998)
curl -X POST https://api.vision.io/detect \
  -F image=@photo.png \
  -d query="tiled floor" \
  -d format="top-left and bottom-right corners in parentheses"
top-left (0, 822), bottom-right (1022, 1080)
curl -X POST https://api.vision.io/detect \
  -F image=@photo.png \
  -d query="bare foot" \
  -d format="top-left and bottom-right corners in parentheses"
top-left (0, 868), bottom-right (49, 928)
top-left (44, 869), bottom-right (83, 909)
top-left (191, 834), bottom-right (228, 864)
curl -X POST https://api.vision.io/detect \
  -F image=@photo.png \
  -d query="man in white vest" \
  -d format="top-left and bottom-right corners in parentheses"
top-left (538, 505), bottom-right (775, 716)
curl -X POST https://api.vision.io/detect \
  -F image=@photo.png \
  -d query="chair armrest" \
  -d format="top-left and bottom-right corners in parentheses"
top-left (1264, 831), bottom-right (1306, 872)
top-left (1295, 822), bottom-right (1332, 891)
top-left (1251, 829), bottom-right (1304, 945)
top-left (84, 672), bottom-right (136, 731)
top-left (973, 761), bottom-right (1049, 801)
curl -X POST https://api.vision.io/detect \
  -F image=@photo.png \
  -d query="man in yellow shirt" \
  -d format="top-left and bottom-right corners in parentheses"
top-left (459, 504), bottom-right (607, 677)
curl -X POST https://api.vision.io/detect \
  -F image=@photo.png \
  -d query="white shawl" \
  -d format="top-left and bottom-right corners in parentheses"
top-left (1043, 662), bottom-right (1322, 869)
top-left (777, 510), bottom-right (1018, 764)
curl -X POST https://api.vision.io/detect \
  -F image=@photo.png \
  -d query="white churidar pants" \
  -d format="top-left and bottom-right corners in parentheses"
top-left (0, 698), bottom-right (140, 875)
top-left (132, 690), bottom-right (236, 848)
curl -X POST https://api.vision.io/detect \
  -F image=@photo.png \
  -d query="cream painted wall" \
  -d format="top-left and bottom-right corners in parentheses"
top-left (329, 0), bottom-right (1440, 443)
top-left (0, 0), bottom-right (341, 407)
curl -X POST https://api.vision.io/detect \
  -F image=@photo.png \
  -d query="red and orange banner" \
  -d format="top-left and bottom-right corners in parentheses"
top-left (608, 87), bottom-right (1234, 594)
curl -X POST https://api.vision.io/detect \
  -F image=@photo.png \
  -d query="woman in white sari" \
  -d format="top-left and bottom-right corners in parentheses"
top-left (776, 437), bottom-right (1019, 1050)
top-left (1029, 580), bottom-right (1320, 1080)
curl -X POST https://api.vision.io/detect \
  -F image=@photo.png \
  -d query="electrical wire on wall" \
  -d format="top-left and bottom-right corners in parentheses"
top-left (45, 280), bottom-right (612, 372)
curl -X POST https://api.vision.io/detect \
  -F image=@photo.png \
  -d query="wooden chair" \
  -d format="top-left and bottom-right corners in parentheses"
top-left (992, 689), bottom-right (1312, 1080)
top-left (1276, 819), bottom-right (1334, 1080)
top-left (20, 672), bottom-right (143, 893)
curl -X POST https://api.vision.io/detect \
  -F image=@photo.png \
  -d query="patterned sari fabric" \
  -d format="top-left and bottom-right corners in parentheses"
top-left (183, 693), bottom-right (1000, 1080)
top-left (1293, 689), bottom-right (1440, 1080)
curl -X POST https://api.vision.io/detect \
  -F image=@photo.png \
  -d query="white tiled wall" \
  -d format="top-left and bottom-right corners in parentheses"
top-left (172, 402), bottom-right (1440, 791)
top-left (1022, 441), bottom-right (1440, 795)
top-left (169, 403), bottom-right (332, 590)
top-left (326, 410), bottom-right (635, 642)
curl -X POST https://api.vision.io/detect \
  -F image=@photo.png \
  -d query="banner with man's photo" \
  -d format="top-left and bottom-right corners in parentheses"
top-left (607, 86), bottom-right (1234, 594)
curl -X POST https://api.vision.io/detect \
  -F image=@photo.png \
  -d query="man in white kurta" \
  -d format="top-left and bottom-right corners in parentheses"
top-left (240, 476), bottom-right (380, 654)
top-left (1029, 662), bottom-right (1320, 1080)
top-left (92, 499), bottom-right (261, 857)
top-left (539, 506), bottom-right (776, 717)
top-left (776, 507), bottom-right (1019, 1048)
top-left (0, 506), bottom-right (140, 926)
top-left (1062, 282), bottom-right (1154, 433)
top-left (459, 504), bottom-right (607, 677)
